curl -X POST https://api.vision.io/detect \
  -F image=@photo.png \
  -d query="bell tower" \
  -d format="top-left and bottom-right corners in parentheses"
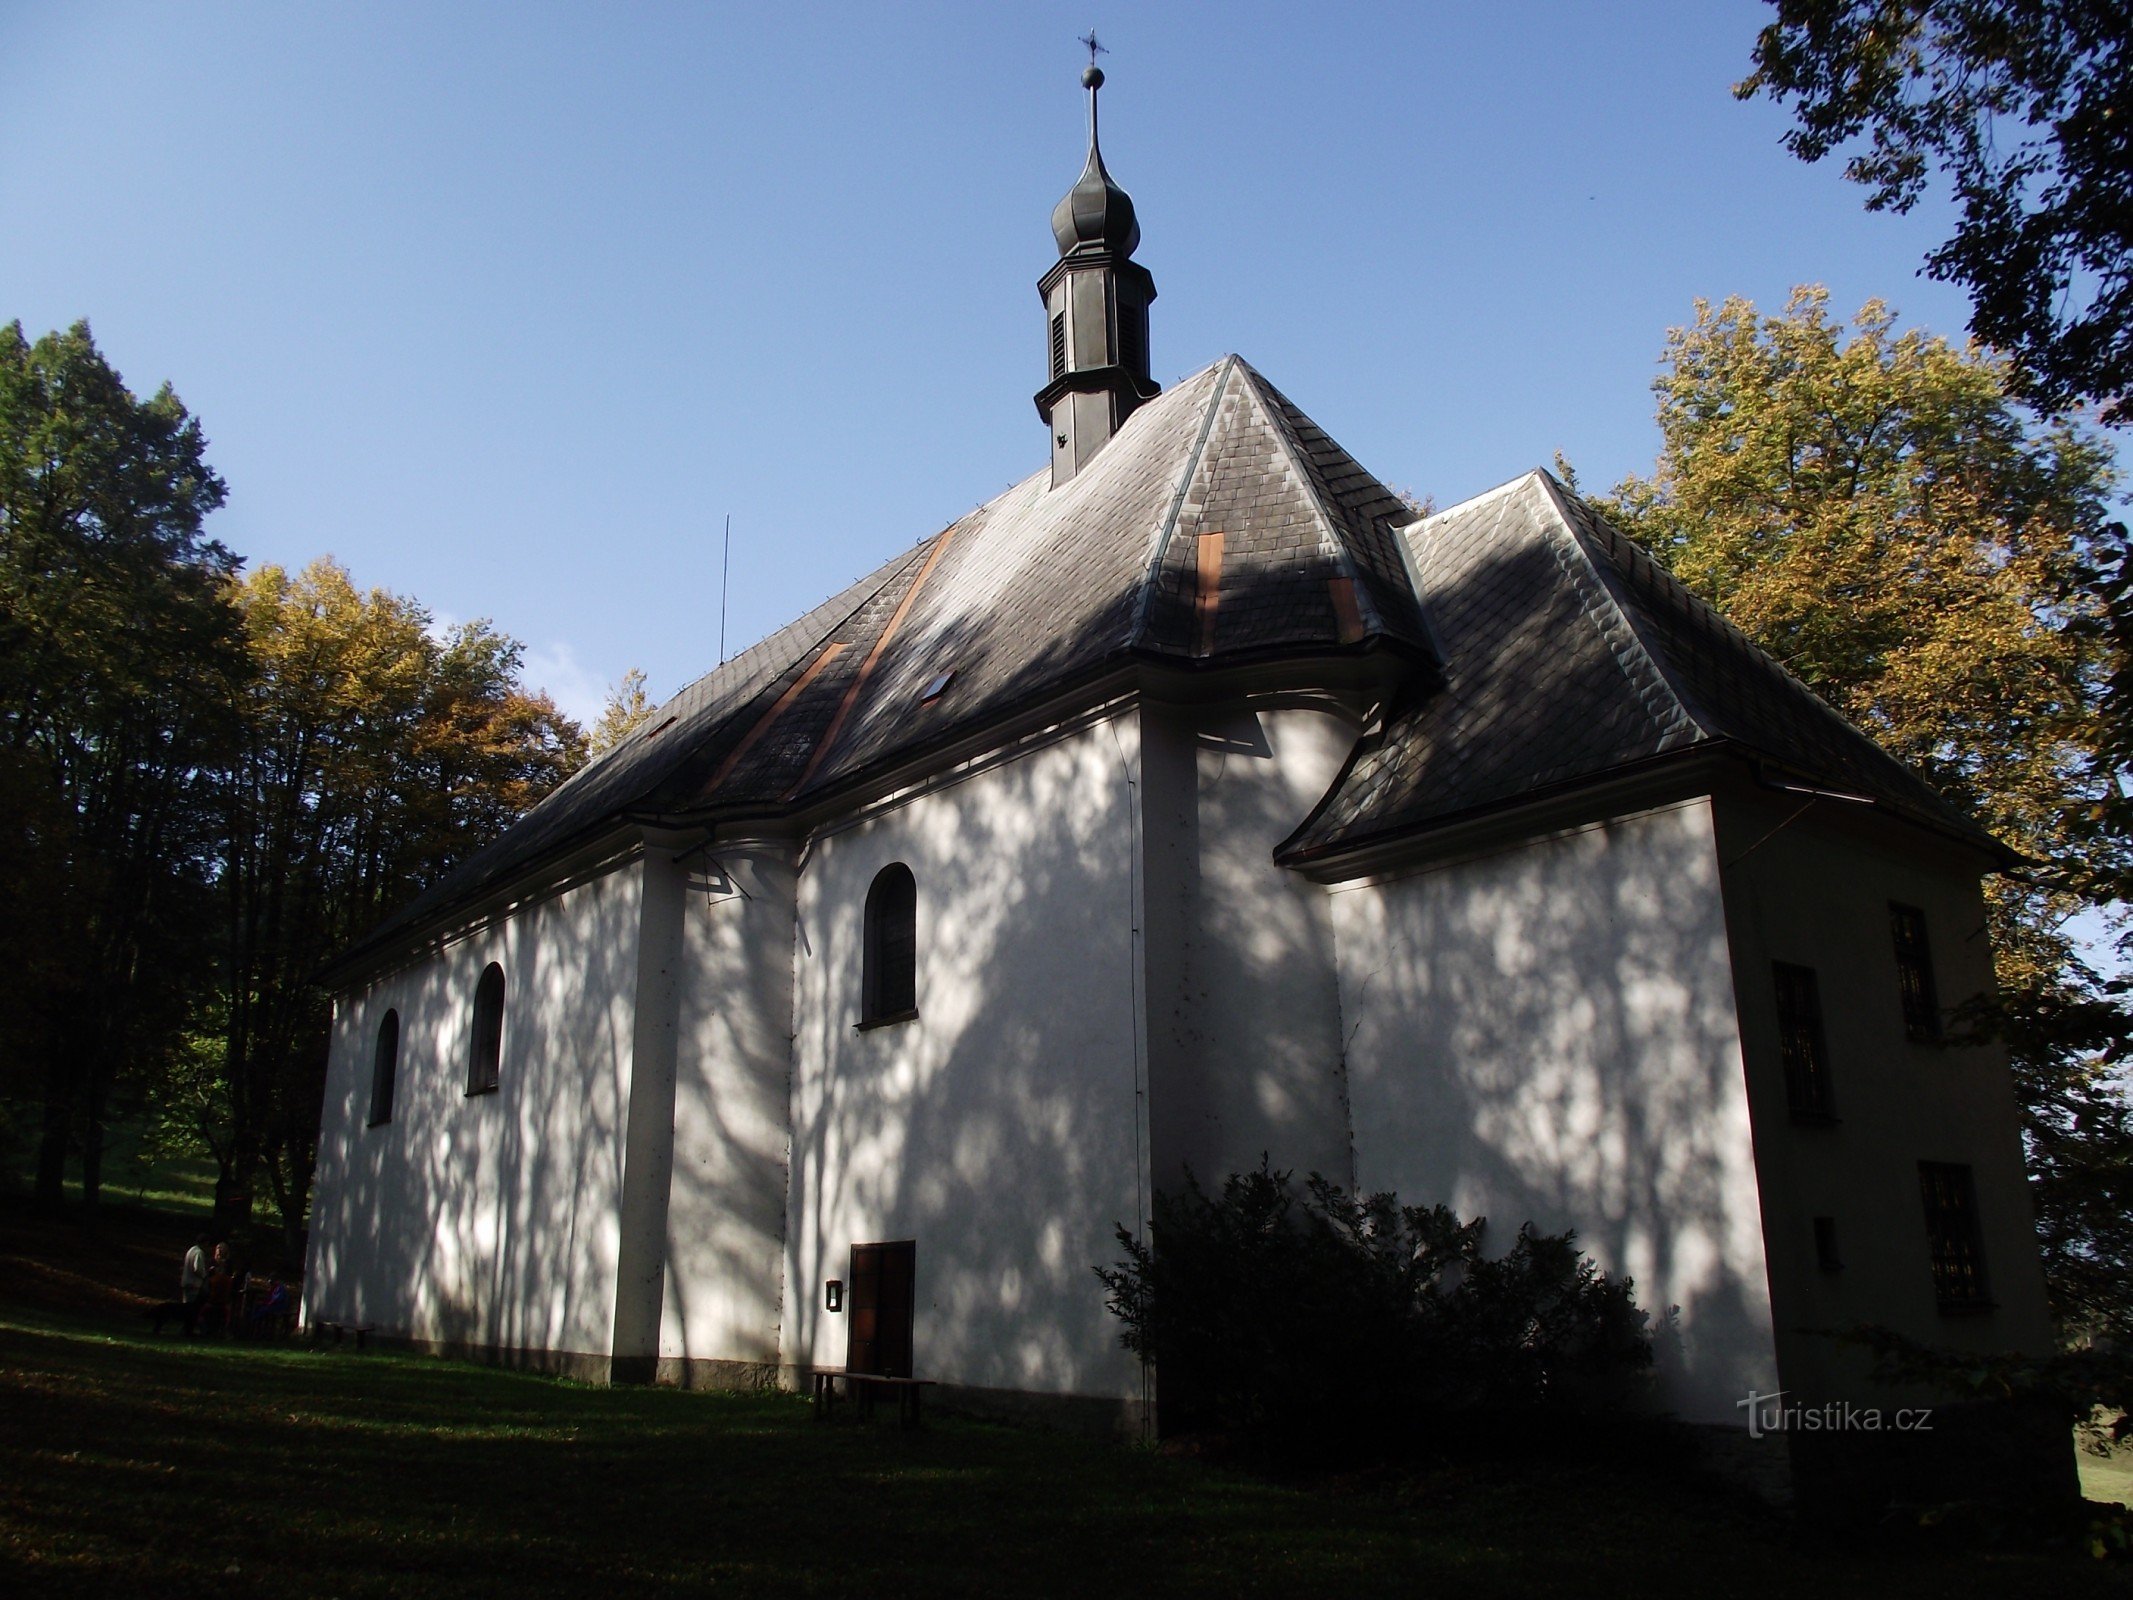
top-left (1034, 49), bottom-right (1158, 486)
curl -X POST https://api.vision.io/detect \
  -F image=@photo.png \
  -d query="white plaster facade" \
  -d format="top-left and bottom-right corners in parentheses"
top-left (307, 686), bottom-right (2047, 1443)
top-left (305, 326), bottom-right (2053, 1460)
top-left (1330, 798), bottom-right (1777, 1425)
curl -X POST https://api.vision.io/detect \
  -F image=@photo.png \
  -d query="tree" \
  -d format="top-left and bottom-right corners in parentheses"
top-left (589, 668), bottom-right (656, 755)
top-left (220, 560), bottom-right (585, 1250)
top-left (0, 320), bottom-right (243, 1209)
top-left (1591, 288), bottom-right (2131, 1336)
top-left (1740, 1), bottom-right (2133, 423)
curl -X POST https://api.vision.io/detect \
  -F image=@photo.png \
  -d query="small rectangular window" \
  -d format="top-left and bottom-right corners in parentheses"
top-left (1049, 312), bottom-right (1067, 380)
top-left (1918, 1161), bottom-right (1990, 1310)
top-left (1812, 1215), bottom-right (1842, 1273)
top-left (1890, 902), bottom-right (1940, 1041)
top-left (1773, 961), bottom-right (1836, 1121)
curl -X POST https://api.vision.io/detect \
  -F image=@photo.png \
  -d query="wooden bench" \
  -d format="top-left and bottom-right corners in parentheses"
top-left (313, 1320), bottom-right (375, 1350)
top-left (810, 1367), bottom-right (936, 1428)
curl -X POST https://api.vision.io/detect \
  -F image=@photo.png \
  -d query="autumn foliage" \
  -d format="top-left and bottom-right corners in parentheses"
top-left (0, 320), bottom-right (585, 1246)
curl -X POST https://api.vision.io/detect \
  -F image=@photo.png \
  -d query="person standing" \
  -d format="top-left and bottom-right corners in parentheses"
top-left (180, 1234), bottom-right (209, 1336)
top-left (205, 1241), bottom-right (235, 1337)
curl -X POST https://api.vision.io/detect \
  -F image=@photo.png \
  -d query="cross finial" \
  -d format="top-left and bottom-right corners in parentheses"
top-left (1078, 29), bottom-right (1107, 92)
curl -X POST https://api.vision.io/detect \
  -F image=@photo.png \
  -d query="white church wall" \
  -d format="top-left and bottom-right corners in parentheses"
top-left (656, 839), bottom-right (797, 1381)
top-left (1709, 793), bottom-right (2057, 1409)
top-left (305, 863), bottom-right (646, 1369)
top-left (1331, 797), bottom-right (1780, 1425)
top-left (1142, 697), bottom-right (1359, 1194)
top-left (785, 714), bottom-right (1149, 1415)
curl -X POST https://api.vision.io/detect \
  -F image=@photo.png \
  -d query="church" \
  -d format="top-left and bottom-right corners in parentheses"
top-left (305, 65), bottom-right (2054, 1454)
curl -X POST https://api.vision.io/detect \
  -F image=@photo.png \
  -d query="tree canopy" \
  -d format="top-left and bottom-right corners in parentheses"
top-left (1740, 1), bottom-right (2133, 422)
top-left (0, 319), bottom-right (244, 1206)
top-left (1590, 287), bottom-right (2131, 1335)
top-left (220, 561), bottom-right (585, 1245)
top-left (0, 321), bottom-right (586, 1239)
top-left (590, 668), bottom-right (656, 756)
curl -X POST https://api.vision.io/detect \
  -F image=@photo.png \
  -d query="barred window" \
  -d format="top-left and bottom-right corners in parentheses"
top-left (1918, 1161), bottom-right (1990, 1310)
top-left (1049, 312), bottom-right (1067, 380)
top-left (1773, 962), bottom-right (1836, 1120)
top-left (368, 1010), bottom-right (399, 1127)
top-left (467, 963), bottom-right (505, 1095)
top-left (1890, 902), bottom-right (1940, 1041)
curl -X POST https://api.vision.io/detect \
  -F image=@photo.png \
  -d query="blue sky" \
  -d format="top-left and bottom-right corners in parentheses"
top-left (1, 2), bottom-right (1989, 724)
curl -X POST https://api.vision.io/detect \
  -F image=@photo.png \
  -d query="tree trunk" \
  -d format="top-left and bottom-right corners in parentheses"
top-left (80, 1105), bottom-right (104, 1211)
top-left (214, 1159), bottom-right (254, 1235)
top-left (34, 1060), bottom-right (71, 1213)
top-left (265, 1146), bottom-right (310, 1270)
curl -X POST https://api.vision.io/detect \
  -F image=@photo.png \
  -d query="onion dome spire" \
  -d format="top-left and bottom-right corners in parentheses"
top-left (1051, 62), bottom-right (1141, 258)
top-left (1034, 39), bottom-right (1158, 487)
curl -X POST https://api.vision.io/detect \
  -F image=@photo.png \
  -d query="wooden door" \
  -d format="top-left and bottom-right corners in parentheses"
top-left (845, 1240), bottom-right (915, 1377)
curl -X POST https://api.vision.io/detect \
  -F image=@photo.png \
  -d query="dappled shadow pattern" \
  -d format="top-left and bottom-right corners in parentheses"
top-left (1332, 801), bottom-right (1776, 1424)
top-left (308, 867), bottom-right (643, 1362)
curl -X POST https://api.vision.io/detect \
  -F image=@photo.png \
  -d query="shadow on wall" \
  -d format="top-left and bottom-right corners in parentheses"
top-left (304, 524), bottom-right (1779, 1414)
top-left (1336, 794), bottom-right (1776, 1423)
top-left (784, 670), bottom-right (1148, 1403)
top-left (653, 844), bottom-right (801, 1375)
top-left (307, 868), bottom-right (643, 1362)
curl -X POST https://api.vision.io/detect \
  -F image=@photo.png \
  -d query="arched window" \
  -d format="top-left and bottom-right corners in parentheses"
top-left (467, 963), bottom-right (505, 1095)
top-left (367, 1009), bottom-right (399, 1127)
top-left (861, 864), bottom-right (917, 1025)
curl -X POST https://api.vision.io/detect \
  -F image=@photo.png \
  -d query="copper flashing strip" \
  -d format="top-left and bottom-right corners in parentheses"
top-left (1232, 360), bottom-right (1389, 638)
top-left (1193, 530), bottom-right (1226, 657)
top-left (1129, 356), bottom-right (1236, 646)
top-left (702, 641), bottom-right (848, 798)
top-left (788, 525), bottom-right (959, 798)
top-left (1328, 576), bottom-right (1363, 644)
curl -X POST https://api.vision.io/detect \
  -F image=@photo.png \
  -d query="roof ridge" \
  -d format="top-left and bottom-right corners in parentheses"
top-left (1228, 360), bottom-right (1388, 636)
top-left (1415, 472), bottom-right (1535, 528)
top-left (1128, 355), bottom-right (1238, 649)
top-left (1540, 475), bottom-right (1984, 821)
top-left (1524, 471), bottom-right (1705, 750)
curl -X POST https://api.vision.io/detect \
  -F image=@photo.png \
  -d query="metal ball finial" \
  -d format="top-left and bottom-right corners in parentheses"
top-left (1082, 64), bottom-right (1104, 89)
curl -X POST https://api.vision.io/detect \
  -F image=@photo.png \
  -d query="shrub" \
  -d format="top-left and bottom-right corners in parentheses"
top-left (1833, 1322), bottom-right (2133, 1457)
top-left (1095, 1162), bottom-right (1652, 1455)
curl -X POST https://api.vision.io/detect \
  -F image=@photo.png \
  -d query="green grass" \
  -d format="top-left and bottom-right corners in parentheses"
top-left (0, 1102), bottom-right (221, 1217)
top-left (2, 1307), bottom-right (2128, 1599)
top-left (2084, 1438), bottom-right (2133, 1509)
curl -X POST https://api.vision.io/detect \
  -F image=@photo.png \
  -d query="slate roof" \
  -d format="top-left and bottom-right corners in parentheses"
top-left (1279, 470), bottom-right (2001, 864)
top-left (337, 377), bottom-right (2001, 976)
top-left (335, 355), bottom-right (1433, 970)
